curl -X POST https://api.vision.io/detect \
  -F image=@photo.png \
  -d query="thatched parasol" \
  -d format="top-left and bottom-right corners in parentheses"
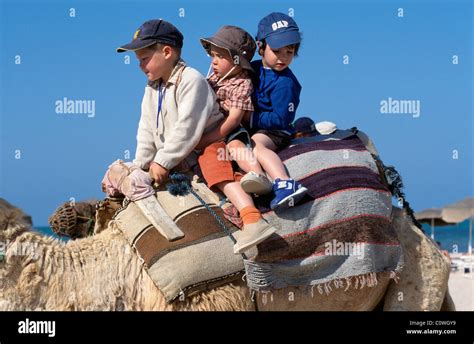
top-left (415, 197), bottom-right (473, 254)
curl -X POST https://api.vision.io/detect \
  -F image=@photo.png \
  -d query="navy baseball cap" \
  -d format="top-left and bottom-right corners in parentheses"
top-left (256, 12), bottom-right (301, 49)
top-left (294, 117), bottom-right (316, 134)
top-left (117, 19), bottom-right (183, 53)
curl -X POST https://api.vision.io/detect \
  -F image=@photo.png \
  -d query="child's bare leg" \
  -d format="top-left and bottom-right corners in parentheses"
top-left (252, 133), bottom-right (308, 211)
top-left (228, 139), bottom-right (272, 195)
top-left (216, 180), bottom-right (277, 254)
top-left (252, 133), bottom-right (290, 180)
top-left (216, 180), bottom-right (255, 211)
top-left (227, 140), bottom-right (264, 175)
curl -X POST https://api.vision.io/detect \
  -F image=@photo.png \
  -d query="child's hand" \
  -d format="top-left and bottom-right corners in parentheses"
top-left (149, 162), bottom-right (169, 185)
top-left (222, 99), bottom-right (232, 112)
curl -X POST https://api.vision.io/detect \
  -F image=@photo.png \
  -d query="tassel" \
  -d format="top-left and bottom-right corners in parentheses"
top-left (367, 272), bottom-right (378, 287)
top-left (170, 173), bottom-right (190, 183)
top-left (373, 272), bottom-right (379, 286)
top-left (344, 277), bottom-right (352, 292)
top-left (374, 159), bottom-right (423, 231)
top-left (390, 271), bottom-right (400, 284)
top-left (166, 182), bottom-right (189, 196)
top-left (166, 173), bottom-right (191, 197)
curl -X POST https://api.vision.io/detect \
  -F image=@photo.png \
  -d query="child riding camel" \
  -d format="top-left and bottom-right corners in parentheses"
top-left (196, 25), bottom-right (278, 253)
top-left (244, 12), bottom-right (309, 211)
top-left (197, 26), bottom-right (272, 195)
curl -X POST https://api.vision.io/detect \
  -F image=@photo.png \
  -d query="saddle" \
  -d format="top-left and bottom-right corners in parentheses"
top-left (113, 179), bottom-right (244, 303)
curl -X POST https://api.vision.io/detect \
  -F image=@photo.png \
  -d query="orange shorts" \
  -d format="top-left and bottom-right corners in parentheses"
top-left (198, 142), bottom-right (242, 190)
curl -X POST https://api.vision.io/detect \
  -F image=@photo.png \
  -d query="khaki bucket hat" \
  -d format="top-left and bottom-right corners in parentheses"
top-left (200, 25), bottom-right (256, 72)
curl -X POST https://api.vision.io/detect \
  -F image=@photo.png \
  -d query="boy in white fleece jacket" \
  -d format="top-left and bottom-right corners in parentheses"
top-left (117, 19), bottom-right (277, 254)
top-left (117, 19), bottom-right (223, 183)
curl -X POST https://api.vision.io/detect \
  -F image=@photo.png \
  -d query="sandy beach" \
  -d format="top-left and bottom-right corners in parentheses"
top-left (448, 269), bottom-right (473, 311)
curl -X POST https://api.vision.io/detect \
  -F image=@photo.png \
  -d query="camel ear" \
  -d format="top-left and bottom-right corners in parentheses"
top-left (0, 199), bottom-right (32, 233)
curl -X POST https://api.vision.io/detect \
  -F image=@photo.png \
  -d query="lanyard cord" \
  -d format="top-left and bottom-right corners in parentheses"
top-left (215, 65), bottom-right (238, 86)
top-left (206, 63), bottom-right (238, 86)
top-left (157, 81), bottom-right (166, 129)
top-left (206, 63), bottom-right (213, 79)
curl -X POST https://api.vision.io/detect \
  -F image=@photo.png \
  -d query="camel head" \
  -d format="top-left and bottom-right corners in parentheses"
top-left (48, 200), bottom-right (98, 239)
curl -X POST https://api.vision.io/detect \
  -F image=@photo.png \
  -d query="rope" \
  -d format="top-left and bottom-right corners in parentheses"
top-left (111, 198), bottom-right (131, 220)
top-left (166, 173), bottom-right (248, 260)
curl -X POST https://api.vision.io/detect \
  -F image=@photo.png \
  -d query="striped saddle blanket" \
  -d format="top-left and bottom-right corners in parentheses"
top-left (244, 130), bottom-right (404, 292)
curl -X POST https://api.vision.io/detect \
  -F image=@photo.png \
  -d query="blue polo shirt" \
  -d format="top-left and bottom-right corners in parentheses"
top-left (250, 60), bottom-right (301, 134)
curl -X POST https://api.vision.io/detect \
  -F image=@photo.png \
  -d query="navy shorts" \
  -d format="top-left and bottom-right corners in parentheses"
top-left (226, 126), bottom-right (251, 147)
top-left (250, 129), bottom-right (293, 150)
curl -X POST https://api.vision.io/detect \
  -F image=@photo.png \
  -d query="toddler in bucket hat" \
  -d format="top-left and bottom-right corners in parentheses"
top-left (200, 26), bottom-right (256, 82)
top-left (196, 26), bottom-right (277, 254)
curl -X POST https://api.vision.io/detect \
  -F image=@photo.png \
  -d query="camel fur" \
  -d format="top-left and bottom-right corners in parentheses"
top-left (0, 199), bottom-right (453, 311)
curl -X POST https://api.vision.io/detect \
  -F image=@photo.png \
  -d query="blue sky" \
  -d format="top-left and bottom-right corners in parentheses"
top-left (0, 0), bottom-right (472, 226)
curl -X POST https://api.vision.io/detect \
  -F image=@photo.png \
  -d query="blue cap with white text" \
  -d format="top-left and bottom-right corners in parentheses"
top-left (256, 12), bottom-right (301, 49)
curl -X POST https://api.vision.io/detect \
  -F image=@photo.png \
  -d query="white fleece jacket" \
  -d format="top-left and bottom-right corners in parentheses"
top-left (133, 60), bottom-right (223, 171)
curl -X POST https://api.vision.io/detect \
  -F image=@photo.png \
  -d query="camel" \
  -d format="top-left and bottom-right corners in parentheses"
top-left (0, 198), bottom-right (454, 311)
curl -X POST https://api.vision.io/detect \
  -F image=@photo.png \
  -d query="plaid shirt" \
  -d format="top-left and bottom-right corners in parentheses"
top-left (208, 70), bottom-right (254, 117)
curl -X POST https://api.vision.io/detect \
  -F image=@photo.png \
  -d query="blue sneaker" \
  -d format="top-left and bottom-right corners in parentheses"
top-left (270, 178), bottom-right (308, 211)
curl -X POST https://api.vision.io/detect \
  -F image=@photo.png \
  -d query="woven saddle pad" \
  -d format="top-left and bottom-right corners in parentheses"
top-left (114, 181), bottom-right (244, 303)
